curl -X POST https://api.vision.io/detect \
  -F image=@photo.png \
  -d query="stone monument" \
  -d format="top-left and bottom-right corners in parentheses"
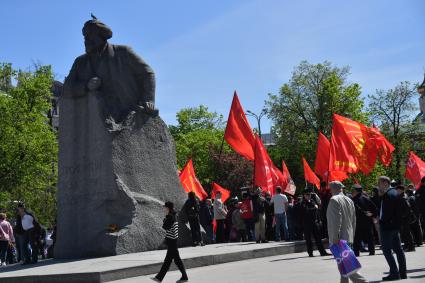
top-left (55, 16), bottom-right (188, 258)
top-left (416, 74), bottom-right (425, 124)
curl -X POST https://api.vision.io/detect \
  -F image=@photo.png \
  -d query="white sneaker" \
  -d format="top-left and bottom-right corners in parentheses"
top-left (1, 263), bottom-right (6, 266)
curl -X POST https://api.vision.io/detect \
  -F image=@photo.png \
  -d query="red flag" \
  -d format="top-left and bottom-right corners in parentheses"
top-left (254, 135), bottom-right (274, 193)
top-left (369, 127), bottom-right (395, 166)
top-left (315, 132), bottom-right (331, 178)
top-left (224, 92), bottom-right (255, 160)
top-left (179, 159), bottom-right (208, 200)
top-left (211, 182), bottom-right (231, 203)
top-left (328, 171), bottom-right (349, 182)
top-left (315, 132), bottom-right (349, 182)
top-left (282, 160), bottom-right (296, 195)
top-left (303, 157), bottom-right (320, 190)
top-left (329, 114), bottom-right (377, 174)
top-left (405, 152), bottom-right (425, 189)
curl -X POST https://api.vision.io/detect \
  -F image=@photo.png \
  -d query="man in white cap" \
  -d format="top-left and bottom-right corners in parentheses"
top-left (327, 181), bottom-right (368, 283)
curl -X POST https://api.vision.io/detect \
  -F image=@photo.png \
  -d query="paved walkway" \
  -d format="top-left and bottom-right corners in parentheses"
top-left (113, 246), bottom-right (425, 283)
top-left (0, 241), bottom-right (307, 282)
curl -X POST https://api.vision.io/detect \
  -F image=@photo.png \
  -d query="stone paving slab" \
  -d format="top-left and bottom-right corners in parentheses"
top-left (0, 241), bottom-right (309, 283)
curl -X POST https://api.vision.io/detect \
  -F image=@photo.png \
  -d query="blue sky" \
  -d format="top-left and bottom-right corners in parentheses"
top-left (1, 0), bottom-right (424, 131)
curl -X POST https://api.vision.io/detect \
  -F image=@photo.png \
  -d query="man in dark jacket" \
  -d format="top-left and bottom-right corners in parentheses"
top-left (416, 177), bottom-right (425, 235)
top-left (199, 199), bottom-right (214, 244)
top-left (406, 188), bottom-right (423, 247)
top-left (264, 192), bottom-right (274, 241)
top-left (300, 188), bottom-right (328, 257)
top-left (378, 176), bottom-right (406, 281)
top-left (351, 184), bottom-right (377, 256)
top-left (183, 192), bottom-right (203, 246)
top-left (397, 186), bottom-right (416, 252)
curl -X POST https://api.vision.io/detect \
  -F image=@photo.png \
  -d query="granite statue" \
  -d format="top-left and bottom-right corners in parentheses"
top-left (55, 16), bottom-right (189, 258)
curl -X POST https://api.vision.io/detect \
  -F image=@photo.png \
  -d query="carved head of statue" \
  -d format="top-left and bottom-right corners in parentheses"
top-left (82, 15), bottom-right (112, 54)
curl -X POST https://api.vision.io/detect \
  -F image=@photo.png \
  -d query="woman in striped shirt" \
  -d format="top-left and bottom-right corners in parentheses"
top-left (152, 201), bottom-right (188, 282)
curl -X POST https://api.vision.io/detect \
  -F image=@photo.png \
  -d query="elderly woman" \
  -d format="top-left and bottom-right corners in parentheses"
top-left (0, 213), bottom-right (15, 266)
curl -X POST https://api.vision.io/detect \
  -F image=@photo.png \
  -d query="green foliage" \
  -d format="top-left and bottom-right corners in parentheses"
top-left (171, 105), bottom-right (253, 193)
top-left (0, 63), bottom-right (57, 226)
top-left (266, 61), bottom-right (367, 188)
top-left (170, 105), bottom-right (226, 185)
top-left (368, 81), bottom-right (418, 182)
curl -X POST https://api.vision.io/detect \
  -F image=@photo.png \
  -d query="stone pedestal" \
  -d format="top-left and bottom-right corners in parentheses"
top-left (55, 91), bottom-right (188, 258)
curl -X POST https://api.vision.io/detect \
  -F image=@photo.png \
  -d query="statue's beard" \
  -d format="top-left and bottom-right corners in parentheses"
top-left (85, 41), bottom-right (106, 54)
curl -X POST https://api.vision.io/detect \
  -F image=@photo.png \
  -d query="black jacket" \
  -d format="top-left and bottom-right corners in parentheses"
top-left (300, 199), bottom-right (320, 228)
top-left (184, 198), bottom-right (200, 219)
top-left (380, 188), bottom-right (402, 231)
top-left (352, 193), bottom-right (377, 228)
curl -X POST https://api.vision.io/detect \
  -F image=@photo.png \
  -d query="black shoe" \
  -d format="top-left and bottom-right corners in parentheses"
top-left (382, 274), bottom-right (401, 281)
top-left (400, 274), bottom-right (407, 279)
top-left (176, 277), bottom-right (189, 282)
top-left (256, 240), bottom-right (261, 243)
top-left (151, 277), bottom-right (161, 282)
top-left (308, 254), bottom-right (314, 257)
top-left (320, 252), bottom-right (331, 256)
top-left (262, 240), bottom-right (269, 243)
top-left (21, 261), bottom-right (31, 265)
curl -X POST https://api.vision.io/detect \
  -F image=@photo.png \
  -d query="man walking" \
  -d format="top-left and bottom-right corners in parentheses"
top-left (271, 187), bottom-right (289, 241)
top-left (378, 176), bottom-right (407, 281)
top-left (327, 181), bottom-right (368, 283)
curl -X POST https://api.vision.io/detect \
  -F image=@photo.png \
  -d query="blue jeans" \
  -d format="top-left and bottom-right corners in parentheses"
top-left (380, 228), bottom-right (406, 276)
top-left (0, 241), bottom-right (8, 263)
top-left (275, 213), bottom-right (289, 241)
top-left (244, 219), bottom-right (256, 241)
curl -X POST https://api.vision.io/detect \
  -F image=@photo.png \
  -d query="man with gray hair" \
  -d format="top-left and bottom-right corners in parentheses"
top-left (327, 181), bottom-right (368, 283)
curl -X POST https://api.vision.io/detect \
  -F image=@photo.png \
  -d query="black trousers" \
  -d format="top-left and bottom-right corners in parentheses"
top-left (22, 228), bottom-right (39, 263)
top-left (304, 224), bottom-right (326, 256)
top-left (156, 239), bottom-right (188, 281)
top-left (400, 224), bottom-right (415, 250)
top-left (215, 219), bottom-right (225, 243)
top-left (410, 220), bottom-right (423, 246)
top-left (353, 224), bottom-right (375, 256)
top-left (188, 216), bottom-right (202, 244)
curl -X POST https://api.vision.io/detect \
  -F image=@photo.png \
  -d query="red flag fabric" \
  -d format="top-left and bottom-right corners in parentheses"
top-left (369, 127), bottom-right (395, 166)
top-left (211, 182), bottom-right (231, 203)
top-left (314, 132), bottom-right (349, 182)
top-left (303, 157), bottom-right (321, 190)
top-left (224, 92), bottom-right (255, 160)
top-left (254, 135), bottom-right (274, 193)
top-left (179, 159), bottom-right (208, 200)
top-left (405, 151), bottom-right (425, 189)
top-left (315, 132), bottom-right (331, 178)
top-left (282, 160), bottom-right (296, 195)
top-left (329, 114), bottom-right (378, 174)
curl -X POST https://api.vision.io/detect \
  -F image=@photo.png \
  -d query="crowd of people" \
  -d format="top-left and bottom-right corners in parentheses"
top-left (154, 176), bottom-right (425, 282)
top-left (0, 203), bottom-right (55, 267)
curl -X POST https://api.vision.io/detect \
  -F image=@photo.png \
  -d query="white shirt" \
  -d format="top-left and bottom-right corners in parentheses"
top-left (271, 193), bottom-right (288, 214)
top-left (22, 214), bottom-right (34, 231)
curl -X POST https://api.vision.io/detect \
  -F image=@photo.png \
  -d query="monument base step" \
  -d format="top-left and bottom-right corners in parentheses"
top-left (0, 241), bottom-right (320, 283)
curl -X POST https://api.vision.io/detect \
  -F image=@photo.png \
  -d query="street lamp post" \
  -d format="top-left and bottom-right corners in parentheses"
top-left (246, 109), bottom-right (267, 138)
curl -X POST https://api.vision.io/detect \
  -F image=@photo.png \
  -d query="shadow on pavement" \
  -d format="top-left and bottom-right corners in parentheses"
top-left (0, 259), bottom-right (78, 273)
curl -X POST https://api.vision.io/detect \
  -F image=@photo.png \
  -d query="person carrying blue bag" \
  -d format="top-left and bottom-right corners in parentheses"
top-left (327, 181), bottom-right (368, 283)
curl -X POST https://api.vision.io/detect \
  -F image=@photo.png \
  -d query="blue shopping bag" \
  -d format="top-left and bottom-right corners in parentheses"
top-left (330, 240), bottom-right (362, 278)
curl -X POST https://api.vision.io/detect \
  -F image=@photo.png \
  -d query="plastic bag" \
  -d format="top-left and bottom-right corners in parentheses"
top-left (330, 240), bottom-right (362, 278)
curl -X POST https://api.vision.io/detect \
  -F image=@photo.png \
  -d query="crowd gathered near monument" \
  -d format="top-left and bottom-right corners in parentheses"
top-left (1, 15), bottom-right (425, 283)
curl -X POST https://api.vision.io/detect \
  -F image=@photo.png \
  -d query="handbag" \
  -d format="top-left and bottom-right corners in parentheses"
top-left (330, 240), bottom-right (362, 278)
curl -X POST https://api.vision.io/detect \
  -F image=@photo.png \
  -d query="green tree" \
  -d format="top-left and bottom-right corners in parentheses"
top-left (170, 105), bottom-right (253, 194)
top-left (0, 63), bottom-right (57, 225)
top-left (266, 61), bottom-right (367, 188)
top-left (170, 105), bottom-right (225, 185)
top-left (368, 81), bottom-right (418, 181)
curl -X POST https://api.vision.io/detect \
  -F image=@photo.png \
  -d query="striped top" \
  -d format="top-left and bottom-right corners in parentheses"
top-left (163, 212), bottom-right (178, 240)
